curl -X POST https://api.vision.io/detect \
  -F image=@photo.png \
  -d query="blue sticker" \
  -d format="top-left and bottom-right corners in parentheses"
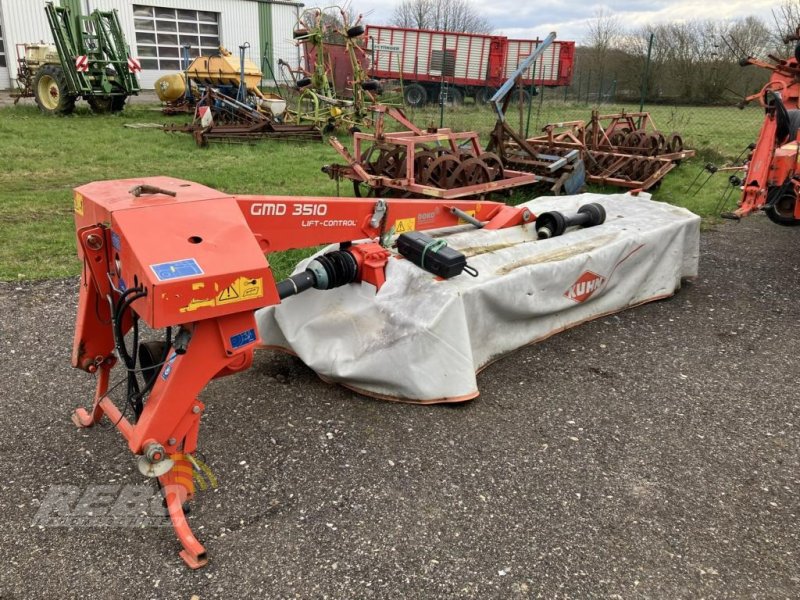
top-left (150, 258), bottom-right (204, 282)
top-left (230, 328), bottom-right (257, 350)
top-left (161, 352), bottom-right (178, 381)
top-left (111, 231), bottom-right (121, 251)
top-left (119, 277), bottom-right (127, 292)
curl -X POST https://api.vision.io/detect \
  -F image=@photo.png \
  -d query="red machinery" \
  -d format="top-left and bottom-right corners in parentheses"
top-left (729, 32), bottom-right (800, 224)
top-left (70, 176), bottom-right (538, 568)
top-left (364, 25), bottom-right (574, 106)
top-left (323, 104), bottom-right (535, 198)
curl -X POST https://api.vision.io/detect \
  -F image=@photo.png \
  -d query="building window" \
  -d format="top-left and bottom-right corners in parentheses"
top-left (0, 20), bottom-right (6, 68)
top-left (133, 5), bottom-right (220, 70)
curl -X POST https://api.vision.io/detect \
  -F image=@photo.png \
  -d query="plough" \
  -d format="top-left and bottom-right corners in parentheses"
top-left (323, 105), bottom-right (536, 198)
top-left (71, 176), bottom-right (618, 567)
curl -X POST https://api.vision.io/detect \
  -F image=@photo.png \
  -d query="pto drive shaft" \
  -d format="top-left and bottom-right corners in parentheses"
top-left (535, 203), bottom-right (606, 239)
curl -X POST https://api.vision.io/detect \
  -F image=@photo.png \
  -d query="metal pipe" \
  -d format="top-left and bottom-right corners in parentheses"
top-left (491, 32), bottom-right (557, 121)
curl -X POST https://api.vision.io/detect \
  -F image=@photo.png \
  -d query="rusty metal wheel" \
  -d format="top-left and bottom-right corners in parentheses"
top-left (666, 133), bottom-right (684, 153)
top-left (478, 152), bottom-right (504, 181)
top-left (413, 148), bottom-right (448, 184)
top-left (422, 153), bottom-right (461, 188)
top-left (445, 157), bottom-right (492, 190)
top-left (640, 134), bottom-right (661, 156)
top-left (358, 144), bottom-right (383, 174)
top-left (376, 146), bottom-right (407, 178)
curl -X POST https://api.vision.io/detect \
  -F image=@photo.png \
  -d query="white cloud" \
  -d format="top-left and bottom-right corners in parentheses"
top-left (352, 0), bottom-right (781, 43)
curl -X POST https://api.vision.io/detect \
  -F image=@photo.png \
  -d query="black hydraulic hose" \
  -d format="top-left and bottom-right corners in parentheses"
top-left (112, 287), bottom-right (147, 418)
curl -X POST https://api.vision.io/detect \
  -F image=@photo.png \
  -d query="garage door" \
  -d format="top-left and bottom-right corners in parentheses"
top-left (0, 14), bottom-right (9, 90)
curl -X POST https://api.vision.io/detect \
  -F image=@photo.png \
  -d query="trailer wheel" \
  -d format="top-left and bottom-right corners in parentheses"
top-left (33, 65), bottom-right (76, 115)
top-left (765, 186), bottom-right (800, 226)
top-left (441, 87), bottom-right (463, 106)
top-left (513, 88), bottom-right (532, 106)
top-left (403, 83), bottom-right (427, 108)
top-left (475, 87), bottom-right (497, 104)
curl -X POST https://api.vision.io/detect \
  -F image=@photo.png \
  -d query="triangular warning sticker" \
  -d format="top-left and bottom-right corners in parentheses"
top-left (218, 283), bottom-right (239, 301)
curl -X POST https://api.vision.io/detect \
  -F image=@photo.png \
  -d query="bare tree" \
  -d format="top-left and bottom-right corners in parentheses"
top-left (584, 9), bottom-right (624, 98)
top-left (772, 0), bottom-right (800, 50)
top-left (391, 0), bottom-right (491, 33)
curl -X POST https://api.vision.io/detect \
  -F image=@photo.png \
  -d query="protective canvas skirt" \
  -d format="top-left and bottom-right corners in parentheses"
top-left (256, 193), bottom-right (700, 403)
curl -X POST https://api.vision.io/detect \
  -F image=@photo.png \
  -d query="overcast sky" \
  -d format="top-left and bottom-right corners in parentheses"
top-left (351, 0), bottom-right (782, 43)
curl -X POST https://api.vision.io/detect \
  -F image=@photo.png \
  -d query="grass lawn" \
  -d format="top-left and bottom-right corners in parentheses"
top-left (0, 99), bottom-right (763, 281)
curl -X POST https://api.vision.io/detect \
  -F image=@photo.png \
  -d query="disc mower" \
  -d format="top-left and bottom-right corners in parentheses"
top-left (70, 175), bottom-right (611, 567)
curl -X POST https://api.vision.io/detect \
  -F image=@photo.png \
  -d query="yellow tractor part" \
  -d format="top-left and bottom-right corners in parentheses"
top-left (155, 46), bottom-right (269, 103)
top-left (187, 46), bottom-right (265, 98)
top-left (36, 72), bottom-right (61, 111)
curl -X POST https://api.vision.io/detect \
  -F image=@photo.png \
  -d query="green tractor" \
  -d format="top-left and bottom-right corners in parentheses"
top-left (18, 1), bottom-right (140, 115)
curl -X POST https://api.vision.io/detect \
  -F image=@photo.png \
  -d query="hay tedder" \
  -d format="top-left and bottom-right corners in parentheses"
top-left (720, 28), bottom-right (800, 224)
top-left (284, 6), bottom-right (381, 132)
top-left (69, 175), bottom-right (615, 567)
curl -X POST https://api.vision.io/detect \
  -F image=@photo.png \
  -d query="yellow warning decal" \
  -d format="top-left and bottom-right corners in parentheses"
top-left (74, 193), bottom-right (84, 216)
top-left (217, 276), bottom-right (264, 305)
top-left (179, 276), bottom-right (264, 313)
top-left (180, 298), bottom-right (216, 313)
top-left (457, 209), bottom-right (476, 225)
top-left (394, 217), bottom-right (416, 234)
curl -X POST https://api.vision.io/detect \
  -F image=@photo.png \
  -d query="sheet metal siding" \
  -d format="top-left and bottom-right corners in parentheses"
top-left (0, 1), bottom-right (55, 86)
top-left (270, 2), bottom-right (299, 85)
top-left (89, 0), bottom-right (261, 88)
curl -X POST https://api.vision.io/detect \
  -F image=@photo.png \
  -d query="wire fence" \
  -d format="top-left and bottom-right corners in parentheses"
top-left (392, 87), bottom-right (763, 165)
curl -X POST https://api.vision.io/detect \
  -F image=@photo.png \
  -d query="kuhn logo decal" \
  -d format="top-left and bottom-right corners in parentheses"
top-left (565, 271), bottom-right (606, 303)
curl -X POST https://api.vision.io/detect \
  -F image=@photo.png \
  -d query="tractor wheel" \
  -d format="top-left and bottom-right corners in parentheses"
top-left (111, 95), bottom-right (127, 112)
top-left (765, 186), bottom-right (800, 226)
top-left (87, 94), bottom-right (128, 114)
top-left (33, 65), bottom-right (76, 115)
top-left (403, 83), bottom-right (427, 108)
top-left (87, 96), bottom-right (114, 114)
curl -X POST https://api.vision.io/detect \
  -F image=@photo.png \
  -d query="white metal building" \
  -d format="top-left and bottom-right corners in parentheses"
top-left (0, 0), bottom-right (304, 90)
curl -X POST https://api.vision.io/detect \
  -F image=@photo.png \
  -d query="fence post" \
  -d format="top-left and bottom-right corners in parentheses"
top-left (597, 76), bottom-right (603, 104)
top-left (525, 59), bottom-right (537, 138)
top-left (586, 72), bottom-right (592, 104)
top-left (639, 33), bottom-right (654, 114)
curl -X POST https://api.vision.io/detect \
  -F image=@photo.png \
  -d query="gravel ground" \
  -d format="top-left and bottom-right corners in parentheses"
top-left (0, 215), bottom-right (798, 599)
